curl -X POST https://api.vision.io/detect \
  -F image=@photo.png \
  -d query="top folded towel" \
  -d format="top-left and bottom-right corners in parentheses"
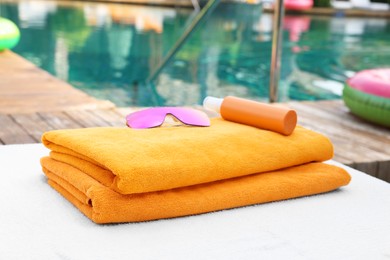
top-left (42, 118), bottom-right (333, 194)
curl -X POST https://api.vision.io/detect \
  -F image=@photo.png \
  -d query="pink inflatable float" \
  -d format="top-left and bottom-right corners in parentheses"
top-left (347, 68), bottom-right (390, 99)
top-left (285, 0), bottom-right (313, 10)
top-left (343, 68), bottom-right (390, 127)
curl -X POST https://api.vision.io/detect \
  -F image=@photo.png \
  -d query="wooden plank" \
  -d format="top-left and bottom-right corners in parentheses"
top-left (294, 100), bottom-right (390, 142)
top-left (377, 161), bottom-right (390, 183)
top-left (289, 102), bottom-right (390, 155)
top-left (89, 108), bottom-right (126, 127)
top-left (297, 116), bottom-right (389, 167)
top-left (353, 162), bottom-right (379, 179)
top-left (0, 114), bottom-right (36, 144)
top-left (294, 108), bottom-right (387, 153)
top-left (38, 111), bottom-right (84, 130)
top-left (65, 109), bottom-right (114, 128)
top-left (307, 100), bottom-right (390, 139)
top-left (116, 107), bottom-right (143, 117)
top-left (11, 113), bottom-right (56, 141)
top-left (0, 51), bottom-right (114, 114)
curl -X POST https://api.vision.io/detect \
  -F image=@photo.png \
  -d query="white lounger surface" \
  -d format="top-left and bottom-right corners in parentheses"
top-left (1, 143), bottom-right (389, 259)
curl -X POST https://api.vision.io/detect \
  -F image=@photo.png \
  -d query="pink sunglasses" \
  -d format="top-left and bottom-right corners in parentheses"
top-left (126, 107), bottom-right (211, 129)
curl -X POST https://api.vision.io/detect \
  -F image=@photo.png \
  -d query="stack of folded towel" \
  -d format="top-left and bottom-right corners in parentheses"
top-left (40, 118), bottom-right (351, 224)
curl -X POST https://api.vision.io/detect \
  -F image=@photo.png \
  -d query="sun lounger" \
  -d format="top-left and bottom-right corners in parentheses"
top-left (1, 143), bottom-right (389, 258)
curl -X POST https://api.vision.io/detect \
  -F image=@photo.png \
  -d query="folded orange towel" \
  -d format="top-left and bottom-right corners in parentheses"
top-left (42, 118), bottom-right (334, 194)
top-left (41, 157), bottom-right (350, 223)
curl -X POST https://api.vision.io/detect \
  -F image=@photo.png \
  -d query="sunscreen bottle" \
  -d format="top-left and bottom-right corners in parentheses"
top-left (203, 96), bottom-right (297, 135)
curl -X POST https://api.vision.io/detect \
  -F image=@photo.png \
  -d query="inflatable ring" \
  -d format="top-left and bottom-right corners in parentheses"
top-left (285, 0), bottom-right (313, 10)
top-left (0, 18), bottom-right (20, 51)
top-left (343, 69), bottom-right (390, 127)
top-left (347, 69), bottom-right (390, 98)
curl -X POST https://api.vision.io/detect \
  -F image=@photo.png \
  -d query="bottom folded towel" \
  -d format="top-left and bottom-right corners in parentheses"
top-left (41, 157), bottom-right (351, 224)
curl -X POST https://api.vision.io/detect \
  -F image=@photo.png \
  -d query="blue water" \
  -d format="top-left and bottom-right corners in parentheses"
top-left (1, 1), bottom-right (390, 106)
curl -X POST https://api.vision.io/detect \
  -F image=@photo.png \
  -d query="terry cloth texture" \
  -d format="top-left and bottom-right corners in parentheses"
top-left (40, 118), bottom-right (351, 224)
top-left (42, 118), bottom-right (335, 194)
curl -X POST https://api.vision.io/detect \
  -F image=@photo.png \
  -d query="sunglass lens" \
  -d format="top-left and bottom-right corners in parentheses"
top-left (171, 108), bottom-right (210, 127)
top-left (126, 109), bottom-right (166, 129)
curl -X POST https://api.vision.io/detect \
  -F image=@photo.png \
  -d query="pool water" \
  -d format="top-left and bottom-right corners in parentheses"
top-left (1, 0), bottom-right (390, 106)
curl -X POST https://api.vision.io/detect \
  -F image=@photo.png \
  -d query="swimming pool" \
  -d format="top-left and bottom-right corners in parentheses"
top-left (1, 0), bottom-right (390, 106)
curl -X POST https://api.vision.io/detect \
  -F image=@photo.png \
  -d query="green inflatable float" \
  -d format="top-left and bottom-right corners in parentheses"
top-left (0, 17), bottom-right (20, 51)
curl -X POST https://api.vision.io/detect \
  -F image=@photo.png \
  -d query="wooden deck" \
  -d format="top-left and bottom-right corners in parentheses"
top-left (0, 108), bottom-right (127, 144)
top-left (0, 51), bottom-right (114, 113)
top-left (0, 51), bottom-right (389, 182)
top-left (287, 100), bottom-right (390, 182)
